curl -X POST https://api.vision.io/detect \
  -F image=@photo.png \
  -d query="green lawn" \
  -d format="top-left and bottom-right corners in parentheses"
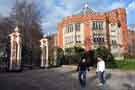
top-left (115, 59), bottom-right (135, 70)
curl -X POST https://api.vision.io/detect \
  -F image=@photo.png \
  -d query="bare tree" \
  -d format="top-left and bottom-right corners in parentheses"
top-left (10, 0), bottom-right (43, 66)
top-left (0, 16), bottom-right (14, 66)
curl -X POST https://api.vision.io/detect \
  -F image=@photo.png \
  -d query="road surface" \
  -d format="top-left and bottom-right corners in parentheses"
top-left (0, 65), bottom-right (135, 90)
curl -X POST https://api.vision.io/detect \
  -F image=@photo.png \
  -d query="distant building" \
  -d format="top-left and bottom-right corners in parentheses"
top-left (47, 33), bottom-right (57, 54)
top-left (128, 26), bottom-right (135, 56)
top-left (47, 33), bottom-right (58, 65)
top-left (57, 4), bottom-right (128, 56)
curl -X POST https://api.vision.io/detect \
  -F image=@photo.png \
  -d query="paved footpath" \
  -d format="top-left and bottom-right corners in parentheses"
top-left (0, 65), bottom-right (135, 90)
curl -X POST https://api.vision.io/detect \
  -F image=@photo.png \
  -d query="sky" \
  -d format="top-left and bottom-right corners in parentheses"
top-left (0, 0), bottom-right (135, 34)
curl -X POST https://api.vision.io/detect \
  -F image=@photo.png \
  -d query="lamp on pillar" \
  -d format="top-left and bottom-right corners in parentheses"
top-left (9, 26), bottom-right (22, 71)
top-left (40, 35), bottom-right (49, 68)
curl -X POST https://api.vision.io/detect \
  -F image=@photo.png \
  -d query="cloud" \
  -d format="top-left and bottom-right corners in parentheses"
top-left (0, 6), bottom-right (11, 17)
top-left (0, 0), bottom-right (15, 17)
top-left (41, 0), bottom-right (135, 33)
top-left (126, 1), bottom-right (135, 25)
top-left (95, 0), bottom-right (125, 12)
top-left (43, 0), bottom-right (54, 9)
top-left (110, 2), bottom-right (124, 9)
top-left (127, 1), bottom-right (135, 10)
top-left (41, 0), bottom-right (81, 34)
top-left (0, 0), bottom-right (134, 33)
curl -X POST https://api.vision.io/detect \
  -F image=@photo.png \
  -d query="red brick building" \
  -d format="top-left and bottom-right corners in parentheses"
top-left (128, 27), bottom-right (135, 56)
top-left (48, 33), bottom-right (57, 56)
top-left (46, 33), bottom-right (57, 65)
top-left (57, 4), bottom-right (128, 56)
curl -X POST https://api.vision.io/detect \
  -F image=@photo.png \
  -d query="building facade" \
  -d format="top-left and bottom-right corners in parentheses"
top-left (128, 26), bottom-right (135, 56)
top-left (47, 33), bottom-right (58, 65)
top-left (57, 4), bottom-right (128, 56)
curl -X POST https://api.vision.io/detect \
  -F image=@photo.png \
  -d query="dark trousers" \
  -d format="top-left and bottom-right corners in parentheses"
top-left (97, 71), bottom-right (106, 84)
top-left (78, 71), bottom-right (86, 87)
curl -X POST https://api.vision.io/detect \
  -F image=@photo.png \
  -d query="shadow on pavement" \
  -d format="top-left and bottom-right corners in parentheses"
top-left (106, 73), bottom-right (112, 80)
top-left (123, 83), bottom-right (135, 90)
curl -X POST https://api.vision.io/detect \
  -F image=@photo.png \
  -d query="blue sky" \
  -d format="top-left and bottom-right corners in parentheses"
top-left (0, 0), bottom-right (135, 34)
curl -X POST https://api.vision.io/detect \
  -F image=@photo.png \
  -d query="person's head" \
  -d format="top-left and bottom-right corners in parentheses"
top-left (82, 58), bottom-right (86, 63)
top-left (97, 57), bottom-right (103, 61)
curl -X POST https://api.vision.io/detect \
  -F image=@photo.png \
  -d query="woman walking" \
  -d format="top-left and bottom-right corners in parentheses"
top-left (96, 57), bottom-right (106, 86)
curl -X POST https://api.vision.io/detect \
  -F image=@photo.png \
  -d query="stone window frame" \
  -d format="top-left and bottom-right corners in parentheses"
top-left (65, 24), bottom-right (74, 33)
top-left (92, 21), bottom-right (104, 30)
top-left (75, 23), bottom-right (81, 32)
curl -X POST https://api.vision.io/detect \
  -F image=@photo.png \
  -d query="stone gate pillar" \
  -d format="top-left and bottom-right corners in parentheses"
top-left (40, 37), bottom-right (48, 68)
top-left (9, 26), bottom-right (22, 71)
top-left (53, 49), bottom-right (57, 66)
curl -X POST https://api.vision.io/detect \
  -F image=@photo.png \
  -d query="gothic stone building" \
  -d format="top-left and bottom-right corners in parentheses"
top-left (57, 4), bottom-right (128, 56)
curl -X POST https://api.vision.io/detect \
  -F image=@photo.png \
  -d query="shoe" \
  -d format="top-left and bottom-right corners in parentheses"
top-left (99, 83), bottom-right (103, 86)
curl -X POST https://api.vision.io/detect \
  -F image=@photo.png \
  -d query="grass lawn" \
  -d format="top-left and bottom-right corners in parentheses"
top-left (115, 59), bottom-right (135, 70)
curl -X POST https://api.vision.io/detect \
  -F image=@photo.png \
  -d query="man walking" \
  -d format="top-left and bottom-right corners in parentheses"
top-left (77, 58), bottom-right (89, 88)
top-left (96, 57), bottom-right (106, 86)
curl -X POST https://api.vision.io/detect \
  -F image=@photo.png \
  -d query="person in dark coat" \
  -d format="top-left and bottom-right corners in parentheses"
top-left (77, 58), bottom-right (90, 87)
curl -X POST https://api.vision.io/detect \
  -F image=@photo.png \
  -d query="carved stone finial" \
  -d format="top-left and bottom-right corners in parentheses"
top-left (14, 26), bottom-right (19, 32)
top-left (43, 34), bottom-right (47, 38)
top-left (84, 3), bottom-right (88, 8)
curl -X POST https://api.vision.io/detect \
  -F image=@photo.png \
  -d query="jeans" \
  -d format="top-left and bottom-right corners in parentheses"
top-left (79, 71), bottom-right (86, 87)
top-left (97, 71), bottom-right (106, 84)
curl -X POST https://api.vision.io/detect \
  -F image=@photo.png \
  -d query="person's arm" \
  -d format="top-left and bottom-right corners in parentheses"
top-left (87, 68), bottom-right (90, 71)
top-left (96, 63), bottom-right (99, 76)
top-left (87, 63), bottom-right (90, 71)
top-left (76, 63), bottom-right (80, 72)
top-left (96, 62), bottom-right (99, 72)
top-left (102, 61), bottom-right (105, 72)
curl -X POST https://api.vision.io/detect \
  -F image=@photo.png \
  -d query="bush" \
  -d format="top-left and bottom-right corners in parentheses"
top-left (48, 56), bottom-right (55, 66)
top-left (56, 47), bottom-right (64, 65)
top-left (116, 59), bottom-right (135, 70)
top-left (0, 49), bottom-right (4, 64)
top-left (85, 50), bottom-right (96, 67)
top-left (61, 46), bottom-right (117, 68)
top-left (63, 47), bottom-right (85, 65)
top-left (0, 58), bottom-right (2, 64)
top-left (64, 52), bottom-right (84, 65)
top-left (94, 46), bottom-right (117, 68)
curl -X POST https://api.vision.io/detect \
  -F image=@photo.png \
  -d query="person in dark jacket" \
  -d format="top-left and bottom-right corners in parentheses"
top-left (77, 58), bottom-right (89, 87)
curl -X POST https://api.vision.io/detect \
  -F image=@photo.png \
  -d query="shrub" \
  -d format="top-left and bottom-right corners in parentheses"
top-left (85, 50), bottom-right (96, 67)
top-left (56, 47), bottom-right (64, 65)
top-left (94, 46), bottom-right (117, 68)
top-left (63, 47), bottom-right (85, 65)
top-left (116, 59), bottom-right (135, 70)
